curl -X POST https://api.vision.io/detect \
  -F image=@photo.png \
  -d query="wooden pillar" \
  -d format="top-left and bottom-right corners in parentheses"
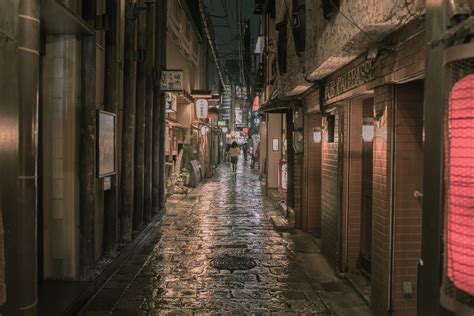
top-left (104, 0), bottom-right (119, 253)
top-left (120, 0), bottom-right (137, 240)
top-left (153, 0), bottom-right (167, 213)
top-left (144, 2), bottom-right (155, 223)
top-left (133, 5), bottom-right (146, 230)
top-left (80, 0), bottom-right (98, 279)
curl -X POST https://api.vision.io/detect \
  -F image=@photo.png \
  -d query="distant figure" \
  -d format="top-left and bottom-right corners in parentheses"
top-left (228, 141), bottom-right (241, 173)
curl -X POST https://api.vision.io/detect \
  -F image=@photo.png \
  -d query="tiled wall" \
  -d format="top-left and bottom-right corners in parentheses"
top-left (391, 81), bottom-right (424, 315)
top-left (371, 85), bottom-right (393, 315)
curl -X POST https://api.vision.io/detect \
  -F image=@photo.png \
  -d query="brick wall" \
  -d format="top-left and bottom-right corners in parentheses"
top-left (371, 85), bottom-right (393, 315)
top-left (321, 112), bottom-right (341, 268)
top-left (303, 113), bottom-right (322, 233)
top-left (391, 81), bottom-right (424, 315)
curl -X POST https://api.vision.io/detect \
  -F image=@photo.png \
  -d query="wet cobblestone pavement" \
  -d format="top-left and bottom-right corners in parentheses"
top-left (83, 160), bottom-right (352, 315)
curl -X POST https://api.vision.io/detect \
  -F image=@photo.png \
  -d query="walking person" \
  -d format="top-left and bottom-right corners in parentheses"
top-left (228, 141), bottom-right (241, 173)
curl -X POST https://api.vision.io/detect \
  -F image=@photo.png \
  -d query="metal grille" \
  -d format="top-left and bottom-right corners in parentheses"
top-left (443, 57), bottom-right (474, 311)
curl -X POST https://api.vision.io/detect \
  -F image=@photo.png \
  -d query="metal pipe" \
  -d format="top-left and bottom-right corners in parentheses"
top-left (388, 85), bottom-right (397, 313)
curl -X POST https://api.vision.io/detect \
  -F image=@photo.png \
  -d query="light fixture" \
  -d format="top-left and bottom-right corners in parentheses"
top-left (312, 127), bottom-right (322, 143)
top-left (362, 118), bottom-right (374, 142)
top-left (200, 126), bottom-right (209, 135)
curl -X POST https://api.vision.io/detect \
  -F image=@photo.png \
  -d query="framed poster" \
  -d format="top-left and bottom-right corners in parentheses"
top-left (160, 70), bottom-right (183, 91)
top-left (97, 110), bottom-right (116, 177)
top-left (272, 138), bottom-right (279, 151)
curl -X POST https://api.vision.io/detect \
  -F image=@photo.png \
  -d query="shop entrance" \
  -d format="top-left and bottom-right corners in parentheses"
top-left (342, 94), bottom-right (375, 301)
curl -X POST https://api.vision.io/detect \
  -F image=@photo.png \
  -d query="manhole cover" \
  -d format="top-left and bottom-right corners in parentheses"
top-left (210, 255), bottom-right (257, 273)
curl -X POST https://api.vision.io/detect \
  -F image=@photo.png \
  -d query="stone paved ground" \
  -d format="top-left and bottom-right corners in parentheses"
top-left (83, 158), bottom-right (371, 315)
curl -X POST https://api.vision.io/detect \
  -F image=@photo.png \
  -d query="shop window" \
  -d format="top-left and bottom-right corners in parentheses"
top-left (327, 115), bottom-right (335, 143)
top-left (446, 73), bottom-right (474, 296)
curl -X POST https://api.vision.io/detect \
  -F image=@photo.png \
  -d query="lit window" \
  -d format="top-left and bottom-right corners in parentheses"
top-left (447, 74), bottom-right (474, 295)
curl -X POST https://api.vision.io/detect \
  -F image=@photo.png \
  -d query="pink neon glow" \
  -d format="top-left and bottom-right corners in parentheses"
top-left (447, 74), bottom-right (474, 295)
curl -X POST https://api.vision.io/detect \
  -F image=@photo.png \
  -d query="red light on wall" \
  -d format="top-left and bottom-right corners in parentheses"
top-left (447, 74), bottom-right (474, 295)
top-left (253, 96), bottom-right (260, 112)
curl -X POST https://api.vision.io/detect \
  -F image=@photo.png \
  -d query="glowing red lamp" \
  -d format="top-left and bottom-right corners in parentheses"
top-left (447, 74), bottom-right (474, 295)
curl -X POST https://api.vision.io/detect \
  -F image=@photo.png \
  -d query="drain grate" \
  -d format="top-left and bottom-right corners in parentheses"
top-left (210, 255), bottom-right (257, 273)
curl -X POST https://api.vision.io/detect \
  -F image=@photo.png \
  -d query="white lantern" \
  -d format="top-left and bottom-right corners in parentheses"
top-left (195, 99), bottom-right (209, 119)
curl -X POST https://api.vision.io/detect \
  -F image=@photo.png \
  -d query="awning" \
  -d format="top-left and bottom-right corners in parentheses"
top-left (258, 96), bottom-right (302, 114)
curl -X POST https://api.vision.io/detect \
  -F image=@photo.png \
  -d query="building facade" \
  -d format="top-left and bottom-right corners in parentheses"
top-left (255, 0), bottom-right (432, 315)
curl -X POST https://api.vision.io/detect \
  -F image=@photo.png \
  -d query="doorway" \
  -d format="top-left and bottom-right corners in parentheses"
top-left (359, 98), bottom-right (374, 276)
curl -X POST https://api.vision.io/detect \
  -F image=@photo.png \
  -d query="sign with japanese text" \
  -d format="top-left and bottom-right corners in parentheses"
top-left (160, 70), bottom-right (183, 91)
top-left (165, 92), bottom-right (177, 112)
top-left (195, 99), bottom-right (209, 119)
top-left (279, 160), bottom-right (288, 192)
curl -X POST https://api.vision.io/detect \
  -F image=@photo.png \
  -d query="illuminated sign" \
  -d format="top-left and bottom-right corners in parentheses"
top-left (195, 99), bottom-right (209, 119)
top-left (252, 96), bottom-right (260, 112)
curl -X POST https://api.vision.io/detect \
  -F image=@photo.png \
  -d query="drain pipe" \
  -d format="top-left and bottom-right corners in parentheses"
top-left (387, 86), bottom-right (397, 314)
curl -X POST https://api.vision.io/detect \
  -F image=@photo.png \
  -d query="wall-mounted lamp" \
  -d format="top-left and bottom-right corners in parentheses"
top-left (200, 126), bottom-right (209, 136)
top-left (362, 118), bottom-right (374, 142)
top-left (312, 127), bottom-right (322, 143)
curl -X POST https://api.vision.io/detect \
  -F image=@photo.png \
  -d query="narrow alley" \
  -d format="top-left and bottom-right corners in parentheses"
top-left (83, 158), bottom-right (369, 315)
top-left (2, 0), bottom-right (474, 315)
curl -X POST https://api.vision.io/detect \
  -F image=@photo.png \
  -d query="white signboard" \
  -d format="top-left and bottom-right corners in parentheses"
top-left (165, 93), bottom-right (177, 112)
top-left (235, 108), bottom-right (243, 125)
top-left (160, 70), bottom-right (183, 91)
top-left (195, 99), bottom-right (209, 119)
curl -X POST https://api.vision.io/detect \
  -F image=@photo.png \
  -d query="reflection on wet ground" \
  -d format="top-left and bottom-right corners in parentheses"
top-left (83, 159), bottom-right (332, 315)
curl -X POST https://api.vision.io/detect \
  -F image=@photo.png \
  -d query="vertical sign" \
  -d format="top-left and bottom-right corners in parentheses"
top-left (279, 160), bottom-right (288, 192)
top-left (165, 92), bottom-right (177, 112)
top-left (195, 99), bottom-right (209, 119)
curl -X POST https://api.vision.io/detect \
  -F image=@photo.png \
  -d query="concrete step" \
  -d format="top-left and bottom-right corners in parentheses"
top-left (271, 215), bottom-right (292, 231)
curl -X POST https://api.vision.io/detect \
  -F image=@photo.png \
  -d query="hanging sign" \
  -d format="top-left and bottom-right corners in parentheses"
top-left (195, 99), bottom-right (209, 119)
top-left (279, 160), bottom-right (288, 192)
top-left (160, 70), bottom-right (183, 91)
top-left (218, 120), bottom-right (227, 127)
top-left (221, 127), bottom-right (228, 133)
top-left (165, 92), bottom-right (177, 112)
